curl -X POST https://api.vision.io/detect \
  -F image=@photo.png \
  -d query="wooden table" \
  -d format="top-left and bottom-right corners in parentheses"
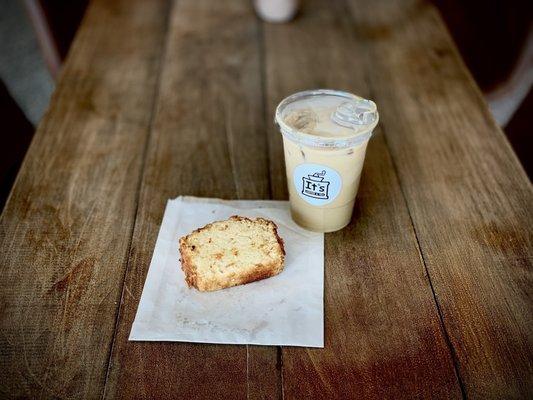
top-left (1, 0), bottom-right (531, 398)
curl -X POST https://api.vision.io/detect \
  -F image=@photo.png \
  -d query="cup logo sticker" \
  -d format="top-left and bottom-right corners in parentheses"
top-left (294, 164), bottom-right (341, 206)
top-left (302, 170), bottom-right (329, 199)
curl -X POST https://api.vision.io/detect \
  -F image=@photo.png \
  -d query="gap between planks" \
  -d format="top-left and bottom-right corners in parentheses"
top-left (100, 0), bottom-right (175, 398)
top-left (256, 13), bottom-right (284, 400)
top-left (340, 0), bottom-right (468, 396)
top-left (374, 121), bottom-right (468, 400)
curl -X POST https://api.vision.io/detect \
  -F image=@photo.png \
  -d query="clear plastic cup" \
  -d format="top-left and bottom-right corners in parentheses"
top-left (275, 89), bottom-right (379, 232)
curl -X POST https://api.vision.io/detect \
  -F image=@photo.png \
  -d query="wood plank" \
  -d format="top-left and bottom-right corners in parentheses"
top-left (263, 0), bottom-right (463, 398)
top-left (103, 1), bottom-right (279, 399)
top-left (0, 0), bottom-right (170, 398)
top-left (346, 0), bottom-right (533, 397)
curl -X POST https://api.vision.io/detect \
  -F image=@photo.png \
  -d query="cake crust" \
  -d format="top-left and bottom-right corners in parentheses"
top-left (179, 216), bottom-right (285, 291)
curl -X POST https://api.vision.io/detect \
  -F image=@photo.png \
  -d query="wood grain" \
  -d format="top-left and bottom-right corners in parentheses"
top-left (1, 0), bottom-right (531, 398)
top-left (263, 0), bottom-right (462, 397)
top-left (346, 0), bottom-right (533, 397)
top-left (102, 0), bottom-right (278, 399)
top-left (0, 0), bottom-right (170, 398)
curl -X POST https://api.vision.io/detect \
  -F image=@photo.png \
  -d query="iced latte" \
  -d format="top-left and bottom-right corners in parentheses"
top-left (275, 90), bottom-right (379, 232)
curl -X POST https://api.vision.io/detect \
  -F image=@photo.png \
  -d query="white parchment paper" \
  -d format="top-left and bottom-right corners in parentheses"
top-left (129, 196), bottom-right (324, 347)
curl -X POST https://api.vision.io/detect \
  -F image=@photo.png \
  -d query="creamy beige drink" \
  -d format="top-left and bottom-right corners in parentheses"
top-left (275, 90), bottom-right (378, 232)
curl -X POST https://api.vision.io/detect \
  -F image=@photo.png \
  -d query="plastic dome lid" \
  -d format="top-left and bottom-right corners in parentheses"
top-left (275, 89), bottom-right (379, 148)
